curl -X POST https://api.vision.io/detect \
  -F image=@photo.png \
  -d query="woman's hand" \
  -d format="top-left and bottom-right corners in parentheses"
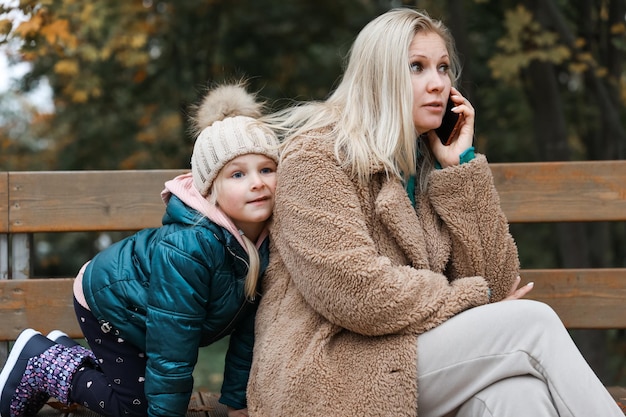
top-left (503, 276), bottom-right (534, 301)
top-left (427, 87), bottom-right (475, 168)
top-left (227, 406), bottom-right (249, 417)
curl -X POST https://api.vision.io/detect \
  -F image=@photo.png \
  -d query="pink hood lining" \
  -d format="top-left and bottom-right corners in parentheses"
top-left (160, 172), bottom-right (269, 253)
top-left (74, 173), bottom-right (269, 311)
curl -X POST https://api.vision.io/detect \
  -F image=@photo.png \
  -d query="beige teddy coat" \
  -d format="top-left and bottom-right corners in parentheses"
top-left (247, 134), bottom-right (519, 416)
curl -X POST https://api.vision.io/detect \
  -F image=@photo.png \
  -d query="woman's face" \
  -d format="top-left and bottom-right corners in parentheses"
top-left (409, 31), bottom-right (452, 135)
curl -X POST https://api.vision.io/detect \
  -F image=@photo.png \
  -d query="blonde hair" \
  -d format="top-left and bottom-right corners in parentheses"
top-left (210, 179), bottom-right (262, 301)
top-left (265, 8), bottom-right (460, 191)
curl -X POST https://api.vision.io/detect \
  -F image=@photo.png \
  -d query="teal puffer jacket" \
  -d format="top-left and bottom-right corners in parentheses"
top-left (82, 195), bottom-right (267, 416)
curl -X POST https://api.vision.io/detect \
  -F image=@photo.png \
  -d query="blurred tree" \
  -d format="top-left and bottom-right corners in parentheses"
top-left (0, 91), bottom-right (55, 169)
top-left (0, 0), bottom-right (383, 171)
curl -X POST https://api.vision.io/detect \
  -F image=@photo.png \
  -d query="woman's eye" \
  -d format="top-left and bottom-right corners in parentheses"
top-left (231, 172), bottom-right (244, 179)
top-left (409, 62), bottom-right (423, 73)
top-left (438, 63), bottom-right (450, 73)
top-left (260, 167), bottom-right (275, 174)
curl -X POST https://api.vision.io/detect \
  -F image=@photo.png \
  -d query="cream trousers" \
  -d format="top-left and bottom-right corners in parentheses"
top-left (417, 299), bottom-right (623, 417)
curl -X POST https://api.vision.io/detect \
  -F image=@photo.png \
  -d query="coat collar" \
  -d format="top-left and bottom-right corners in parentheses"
top-left (374, 176), bottom-right (430, 269)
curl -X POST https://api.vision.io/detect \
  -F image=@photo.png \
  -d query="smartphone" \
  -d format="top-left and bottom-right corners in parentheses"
top-left (435, 97), bottom-right (462, 146)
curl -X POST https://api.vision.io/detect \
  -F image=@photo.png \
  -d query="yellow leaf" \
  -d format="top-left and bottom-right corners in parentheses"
top-left (569, 62), bottom-right (588, 74)
top-left (80, 45), bottom-right (100, 62)
top-left (40, 19), bottom-right (77, 49)
top-left (136, 130), bottom-right (157, 144)
top-left (0, 19), bottom-right (12, 36)
top-left (79, 3), bottom-right (95, 24)
top-left (54, 59), bottom-right (79, 76)
top-left (18, 0), bottom-right (39, 10)
top-left (130, 33), bottom-right (147, 49)
top-left (14, 12), bottom-right (43, 37)
top-left (71, 90), bottom-right (88, 103)
top-left (610, 23), bottom-right (626, 35)
top-left (574, 37), bottom-right (586, 48)
top-left (159, 112), bottom-right (182, 133)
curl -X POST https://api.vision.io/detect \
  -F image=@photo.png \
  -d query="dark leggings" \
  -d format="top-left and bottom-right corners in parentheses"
top-left (70, 298), bottom-right (148, 417)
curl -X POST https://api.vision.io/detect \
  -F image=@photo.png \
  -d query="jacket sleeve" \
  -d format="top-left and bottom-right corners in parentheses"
top-left (219, 304), bottom-right (257, 409)
top-left (426, 154), bottom-right (520, 301)
top-left (143, 234), bottom-right (213, 417)
top-left (270, 140), bottom-right (489, 337)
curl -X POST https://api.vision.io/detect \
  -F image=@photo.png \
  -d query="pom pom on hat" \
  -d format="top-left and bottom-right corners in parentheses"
top-left (190, 82), bottom-right (280, 196)
top-left (192, 83), bottom-right (262, 132)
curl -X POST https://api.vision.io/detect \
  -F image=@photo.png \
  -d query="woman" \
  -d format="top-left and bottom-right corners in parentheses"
top-left (248, 8), bottom-right (623, 417)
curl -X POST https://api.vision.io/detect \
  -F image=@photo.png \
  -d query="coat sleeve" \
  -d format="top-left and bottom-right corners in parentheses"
top-left (219, 304), bottom-right (256, 409)
top-left (144, 234), bottom-right (212, 417)
top-left (426, 154), bottom-right (520, 301)
top-left (270, 139), bottom-right (489, 337)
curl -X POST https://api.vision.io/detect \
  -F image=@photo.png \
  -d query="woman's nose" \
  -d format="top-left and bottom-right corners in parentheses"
top-left (427, 72), bottom-right (445, 92)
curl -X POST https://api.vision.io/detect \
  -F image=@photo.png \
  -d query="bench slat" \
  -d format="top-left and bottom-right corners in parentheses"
top-left (6, 161), bottom-right (626, 234)
top-left (525, 268), bottom-right (626, 328)
top-left (0, 278), bottom-right (80, 339)
top-left (1, 268), bottom-right (625, 343)
top-left (8, 170), bottom-right (186, 233)
top-left (491, 160), bottom-right (626, 223)
top-left (189, 392), bottom-right (228, 417)
top-left (38, 391), bottom-right (229, 416)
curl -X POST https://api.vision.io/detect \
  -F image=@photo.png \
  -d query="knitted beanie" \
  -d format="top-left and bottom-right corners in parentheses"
top-left (190, 83), bottom-right (280, 196)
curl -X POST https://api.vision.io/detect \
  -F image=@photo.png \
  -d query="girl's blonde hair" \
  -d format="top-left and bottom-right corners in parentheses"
top-left (265, 8), bottom-right (460, 191)
top-left (210, 179), bottom-right (262, 301)
top-left (192, 81), bottom-right (276, 301)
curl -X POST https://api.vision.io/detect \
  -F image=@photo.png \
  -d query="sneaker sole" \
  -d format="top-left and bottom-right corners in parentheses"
top-left (0, 329), bottom-right (40, 417)
top-left (45, 330), bottom-right (67, 342)
top-left (46, 330), bottom-right (79, 348)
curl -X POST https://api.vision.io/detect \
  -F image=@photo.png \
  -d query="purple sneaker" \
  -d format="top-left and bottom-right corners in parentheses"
top-left (0, 329), bottom-right (55, 417)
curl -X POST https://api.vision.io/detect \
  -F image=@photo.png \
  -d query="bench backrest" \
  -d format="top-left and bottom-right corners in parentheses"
top-left (0, 169), bottom-right (185, 344)
top-left (1, 162), bottom-right (626, 347)
top-left (491, 161), bottom-right (626, 329)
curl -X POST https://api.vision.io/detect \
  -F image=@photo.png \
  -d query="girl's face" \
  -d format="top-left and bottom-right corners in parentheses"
top-left (212, 153), bottom-right (277, 238)
top-left (409, 31), bottom-right (452, 135)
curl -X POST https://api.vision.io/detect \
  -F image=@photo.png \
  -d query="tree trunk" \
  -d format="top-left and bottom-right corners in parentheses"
top-left (445, 0), bottom-right (474, 101)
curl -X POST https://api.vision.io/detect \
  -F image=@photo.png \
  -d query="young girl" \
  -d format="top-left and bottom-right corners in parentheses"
top-left (0, 82), bottom-right (279, 417)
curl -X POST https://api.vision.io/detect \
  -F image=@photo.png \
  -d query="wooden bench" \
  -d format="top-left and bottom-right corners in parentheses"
top-left (1, 163), bottom-right (625, 415)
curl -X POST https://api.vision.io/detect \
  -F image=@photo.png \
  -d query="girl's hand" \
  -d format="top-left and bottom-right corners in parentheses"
top-left (503, 276), bottom-right (534, 301)
top-left (227, 406), bottom-right (249, 417)
top-left (427, 87), bottom-right (475, 168)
